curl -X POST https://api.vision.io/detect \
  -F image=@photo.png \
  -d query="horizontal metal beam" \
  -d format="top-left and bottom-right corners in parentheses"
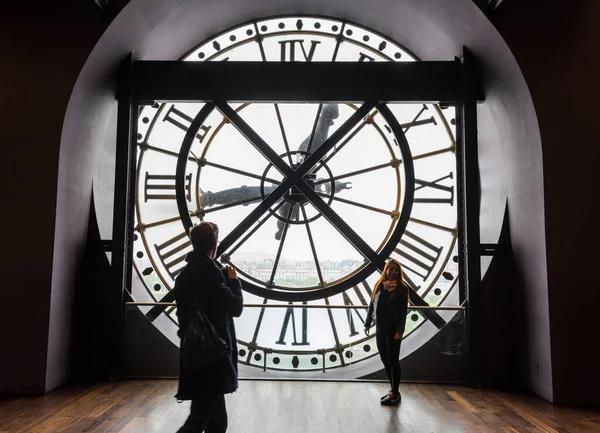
top-left (131, 60), bottom-right (481, 104)
top-left (127, 302), bottom-right (464, 310)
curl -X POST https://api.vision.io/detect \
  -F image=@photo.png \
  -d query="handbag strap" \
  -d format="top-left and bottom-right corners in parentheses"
top-left (191, 300), bottom-right (221, 343)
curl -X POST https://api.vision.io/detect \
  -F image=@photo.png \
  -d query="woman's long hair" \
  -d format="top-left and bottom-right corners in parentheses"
top-left (371, 259), bottom-right (406, 302)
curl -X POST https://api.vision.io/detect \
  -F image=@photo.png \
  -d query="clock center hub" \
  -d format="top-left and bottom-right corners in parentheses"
top-left (286, 164), bottom-right (316, 204)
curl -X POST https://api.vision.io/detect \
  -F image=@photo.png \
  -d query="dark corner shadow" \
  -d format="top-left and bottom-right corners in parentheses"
top-left (69, 189), bottom-right (113, 384)
top-left (476, 201), bottom-right (528, 392)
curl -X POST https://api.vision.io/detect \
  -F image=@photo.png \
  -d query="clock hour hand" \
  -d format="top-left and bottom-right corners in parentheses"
top-left (199, 184), bottom-right (278, 208)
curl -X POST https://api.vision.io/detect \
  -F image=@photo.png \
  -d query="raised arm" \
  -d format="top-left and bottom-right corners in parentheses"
top-left (214, 263), bottom-right (244, 318)
top-left (220, 276), bottom-right (243, 318)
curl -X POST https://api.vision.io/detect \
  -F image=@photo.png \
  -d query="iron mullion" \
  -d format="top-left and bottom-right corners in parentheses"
top-left (316, 191), bottom-right (395, 217)
top-left (330, 22), bottom-right (346, 61)
top-left (111, 54), bottom-right (135, 378)
top-left (245, 297), bottom-right (269, 365)
top-left (313, 161), bottom-right (394, 185)
top-left (402, 274), bottom-right (445, 328)
top-left (226, 200), bottom-right (287, 257)
top-left (215, 101), bottom-right (293, 177)
top-left (138, 143), bottom-right (199, 163)
top-left (254, 21), bottom-right (267, 60)
top-left (296, 102), bottom-right (377, 178)
top-left (253, 24), bottom-right (294, 168)
top-left (219, 103), bottom-right (376, 257)
top-left (413, 146), bottom-right (454, 161)
top-left (320, 121), bottom-right (369, 166)
top-left (409, 217), bottom-right (456, 234)
top-left (175, 102), bottom-right (215, 235)
top-left (305, 104), bottom-right (324, 154)
top-left (274, 104), bottom-right (294, 166)
top-left (136, 215), bottom-right (181, 231)
top-left (300, 204), bottom-right (324, 286)
top-left (324, 297), bottom-right (345, 366)
top-left (216, 179), bottom-right (292, 257)
top-left (269, 205), bottom-right (295, 285)
top-left (152, 101), bottom-right (287, 324)
top-left (202, 159), bottom-right (281, 185)
top-left (461, 49), bottom-right (481, 385)
top-left (297, 183), bottom-right (381, 266)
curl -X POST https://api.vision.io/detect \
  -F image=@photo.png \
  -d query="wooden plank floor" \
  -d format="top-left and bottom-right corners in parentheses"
top-left (1, 380), bottom-right (599, 433)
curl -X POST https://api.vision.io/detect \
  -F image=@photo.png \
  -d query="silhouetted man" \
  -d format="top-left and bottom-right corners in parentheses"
top-left (175, 222), bottom-right (243, 433)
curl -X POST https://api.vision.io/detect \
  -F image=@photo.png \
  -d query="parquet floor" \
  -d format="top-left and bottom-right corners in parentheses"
top-left (1, 380), bottom-right (599, 432)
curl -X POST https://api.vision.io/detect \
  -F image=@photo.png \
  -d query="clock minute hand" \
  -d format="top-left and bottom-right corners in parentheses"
top-left (274, 104), bottom-right (342, 239)
top-left (297, 104), bottom-right (340, 163)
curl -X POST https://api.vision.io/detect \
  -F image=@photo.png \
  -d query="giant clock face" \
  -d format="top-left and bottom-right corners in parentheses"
top-left (131, 16), bottom-right (459, 376)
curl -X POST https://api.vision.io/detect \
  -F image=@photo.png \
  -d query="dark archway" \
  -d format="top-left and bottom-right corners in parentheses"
top-left (54, 0), bottom-right (550, 397)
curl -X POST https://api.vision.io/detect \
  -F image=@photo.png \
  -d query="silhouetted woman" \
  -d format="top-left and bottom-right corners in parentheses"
top-left (364, 259), bottom-right (409, 406)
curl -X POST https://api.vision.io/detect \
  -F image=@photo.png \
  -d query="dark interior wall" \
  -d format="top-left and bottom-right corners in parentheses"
top-left (1, 6), bottom-right (54, 390)
top-left (473, 34), bottom-right (553, 400)
top-left (0, 2), bottom-right (113, 392)
top-left (474, 209), bottom-right (521, 388)
top-left (72, 0), bottom-right (551, 401)
top-left (492, 1), bottom-right (600, 406)
top-left (2, 0), bottom-right (581, 403)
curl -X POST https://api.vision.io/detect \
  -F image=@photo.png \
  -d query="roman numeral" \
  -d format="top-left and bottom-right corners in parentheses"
top-left (414, 173), bottom-right (454, 205)
top-left (384, 104), bottom-right (438, 147)
top-left (154, 231), bottom-right (192, 280)
top-left (358, 52), bottom-right (375, 62)
top-left (162, 105), bottom-right (212, 142)
top-left (395, 230), bottom-right (443, 282)
top-left (401, 104), bottom-right (437, 132)
top-left (279, 39), bottom-right (320, 62)
top-left (144, 173), bottom-right (192, 202)
top-left (276, 302), bottom-right (309, 346)
top-left (343, 282), bottom-right (373, 337)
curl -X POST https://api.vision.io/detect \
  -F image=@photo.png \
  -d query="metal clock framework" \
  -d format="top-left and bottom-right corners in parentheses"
top-left (116, 16), bottom-right (481, 377)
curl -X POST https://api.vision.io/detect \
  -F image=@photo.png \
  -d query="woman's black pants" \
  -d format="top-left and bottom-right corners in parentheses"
top-left (376, 326), bottom-right (402, 395)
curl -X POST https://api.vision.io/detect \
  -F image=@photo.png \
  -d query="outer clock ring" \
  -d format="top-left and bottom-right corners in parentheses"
top-left (174, 102), bottom-right (415, 301)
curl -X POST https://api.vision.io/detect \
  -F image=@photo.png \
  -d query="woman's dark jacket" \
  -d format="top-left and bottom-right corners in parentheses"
top-left (173, 252), bottom-right (243, 400)
top-left (364, 283), bottom-right (409, 335)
